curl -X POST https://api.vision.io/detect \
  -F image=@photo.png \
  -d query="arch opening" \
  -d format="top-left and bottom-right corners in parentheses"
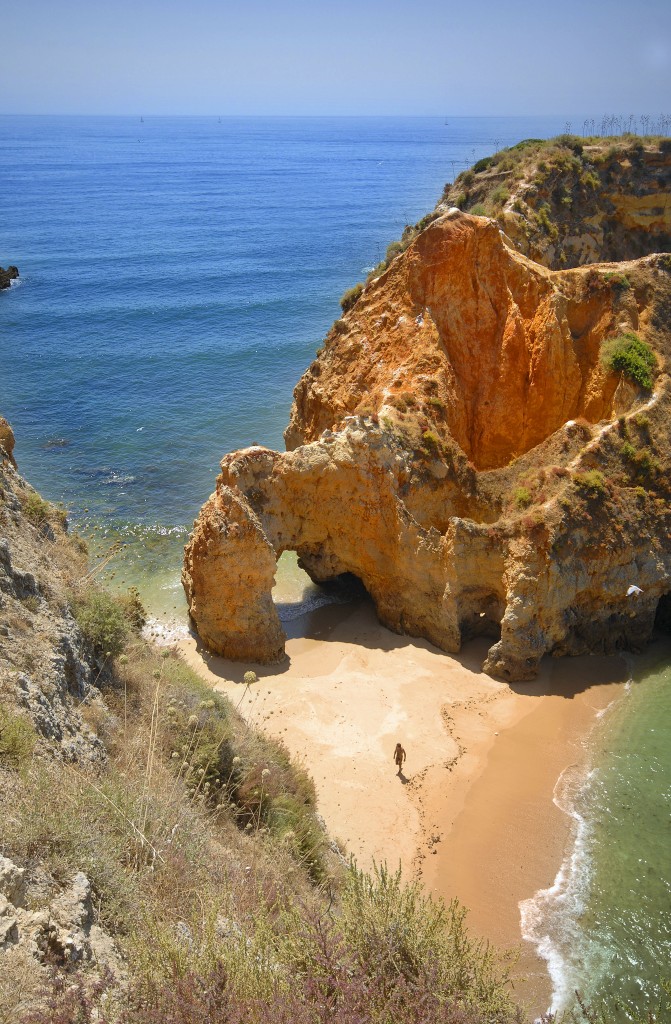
top-left (458, 588), bottom-right (505, 643)
top-left (271, 552), bottom-right (373, 634)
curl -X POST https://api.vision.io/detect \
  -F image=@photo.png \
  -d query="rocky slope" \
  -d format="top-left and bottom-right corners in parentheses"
top-left (0, 421), bottom-right (346, 1022)
top-left (0, 420), bottom-right (108, 761)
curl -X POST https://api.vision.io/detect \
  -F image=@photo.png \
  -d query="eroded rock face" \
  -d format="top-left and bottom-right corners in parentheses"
top-left (286, 214), bottom-right (644, 470)
top-left (184, 215), bottom-right (671, 680)
top-left (0, 854), bottom-right (122, 993)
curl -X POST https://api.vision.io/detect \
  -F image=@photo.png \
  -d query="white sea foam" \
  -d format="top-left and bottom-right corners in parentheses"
top-left (100, 472), bottom-right (137, 486)
top-left (520, 678), bottom-right (634, 1016)
top-left (595, 699), bottom-right (617, 719)
top-left (276, 588), bottom-right (350, 622)
top-left (143, 616), bottom-right (190, 646)
top-left (519, 763), bottom-right (596, 1016)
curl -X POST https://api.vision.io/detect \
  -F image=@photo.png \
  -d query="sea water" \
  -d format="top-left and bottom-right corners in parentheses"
top-left (520, 648), bottom-right (671, 1020)
top-left (0, 113), bottom-right (570, 625)
top-left (2, 115), bottom-right (668, 1013)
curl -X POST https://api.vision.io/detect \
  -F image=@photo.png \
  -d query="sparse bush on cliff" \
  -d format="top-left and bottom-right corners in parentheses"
top-left (385, 240), bottom-right (405, 262)
top-left (601, 332), bottom-right (656, 390)
top-left (535, 203), bottom-right (558, 239)
top-left (490, 185), bottom-right (509, 207)
top-left (73, 590), bottom-right (131, 659)
top-left (339, 282), bottom-right (364, 313)
top-left (22, 491), bottom-right (68, 531)
top-left (0, 706), bottom-right (36, 770)
top-left (415, 211), bottom-right (440, 231)
top-left (631, 447), bottom-right (660, 480)
top-left (573, 470), bottom-right (608, 498)
top-left (604, 271), bottom-right (631, 291)
top-left (421, 429), bottom-right (440, 451)
top-left (513, 487), bottom-right (532, 509)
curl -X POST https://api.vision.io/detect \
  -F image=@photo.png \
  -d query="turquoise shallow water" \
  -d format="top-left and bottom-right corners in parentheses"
top-left (1, 115), bottom-right (668, 1012)
top-left (521, 647), bottom-right (671, 1020)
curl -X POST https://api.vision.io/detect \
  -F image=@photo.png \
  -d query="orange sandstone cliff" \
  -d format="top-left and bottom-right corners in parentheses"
top-left (183, 147), bottom-right (671, 681)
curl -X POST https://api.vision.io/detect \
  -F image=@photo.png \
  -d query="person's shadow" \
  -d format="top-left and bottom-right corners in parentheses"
top-left (396, 770), bottom-right (409, 785)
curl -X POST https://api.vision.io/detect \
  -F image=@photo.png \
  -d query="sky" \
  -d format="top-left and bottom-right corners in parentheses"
top-left (1, 0), bottom-right (670, 116)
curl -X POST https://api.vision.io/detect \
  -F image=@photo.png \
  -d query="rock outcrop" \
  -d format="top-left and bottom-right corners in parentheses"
top-left (0, 265), bottom-right (19, 290)
top-left (0, 853), bottom-right (122, 1019)
top-left (184, 206), bottom-right (671, 680)
top-left (0, 424), bottom-right (107, 761)
top-left (0, 854), bottom-right (121, 969)
top-left (0, 416), bottom-right (17, 468)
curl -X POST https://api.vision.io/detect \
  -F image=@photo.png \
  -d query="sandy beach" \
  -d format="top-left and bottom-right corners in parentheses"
top-left (178, 597), bottom-right (628, 1017)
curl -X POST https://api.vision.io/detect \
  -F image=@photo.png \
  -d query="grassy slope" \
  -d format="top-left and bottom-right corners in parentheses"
top-left (0, 463), bottom-right (521, 1024)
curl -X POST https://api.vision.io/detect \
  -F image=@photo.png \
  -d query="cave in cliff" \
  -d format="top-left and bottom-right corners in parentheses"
top-left (654, 592), bottom-right (671, 634)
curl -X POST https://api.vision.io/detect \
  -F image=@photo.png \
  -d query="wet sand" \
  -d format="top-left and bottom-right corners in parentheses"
top-left (177, 598), bottom-right (628, 1018)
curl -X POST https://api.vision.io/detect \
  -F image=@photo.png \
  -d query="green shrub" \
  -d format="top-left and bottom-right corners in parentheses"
top-left (490, 185), bottom-right (509, 207)
top-left (581, 170), bottom-right (601, 189)
top-left (620, 441), bottom-right (637, 461)
top-left (366, 261), bottom-right (387, 283)
top-left (535, 204), bottom-right (558, 238)
top-left (22, 492), bottom-right (67, 530)
top-left (385, 240), bottom-right (405, 262)
top-left (514, 487), bottom-right (532, 509)
top-left (0, 706), bottom-right (36, 770)
top-left (73, 590), bottom-right (130, 658)
top-left (604, 272), bottom-right (631, 291)
top-left (469, 203), bottom-right (487, 216)
top-left (602, 332), bottom-right (656, 390)
top-left (510, 138), bottom-right (544, 151)
top-left (574, 470), bottom-right (608, 498)
top-left (632, 448), bottom-right (659, 479)
top-left (415, 211), bottom-right (440, 232)
top-left (115, 587), bottom-right (147, 632)
top-left (473, 157), bottom-right (494, 173)
top-left (340, 282), bottom-right (364, 313)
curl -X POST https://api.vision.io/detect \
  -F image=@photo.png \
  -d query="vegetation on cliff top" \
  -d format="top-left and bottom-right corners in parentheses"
top-left (442, 134), bottom-right (670, 269)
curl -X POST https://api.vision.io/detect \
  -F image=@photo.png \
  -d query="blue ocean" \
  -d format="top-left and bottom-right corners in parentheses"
top-left (1, 115), bottom-right (668, 1019)
top-left (0, 114), bottom-right (574, 615)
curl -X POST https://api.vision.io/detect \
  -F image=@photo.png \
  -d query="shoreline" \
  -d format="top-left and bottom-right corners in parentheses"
top-left (177, 598), bottom-right (629, 1019)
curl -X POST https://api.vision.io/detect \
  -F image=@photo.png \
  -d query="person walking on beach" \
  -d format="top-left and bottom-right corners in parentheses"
top-left (394, 742), bottom-right (406, 774)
